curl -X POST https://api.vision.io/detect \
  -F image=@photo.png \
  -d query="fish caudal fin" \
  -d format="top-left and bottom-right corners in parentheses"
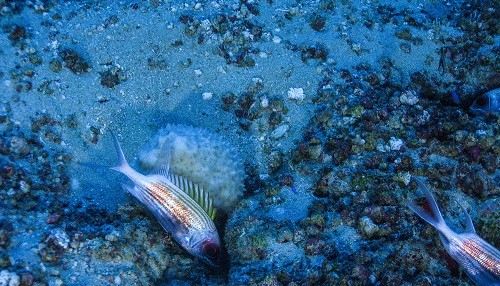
top-left (407, 179), bottom-right (448, 232)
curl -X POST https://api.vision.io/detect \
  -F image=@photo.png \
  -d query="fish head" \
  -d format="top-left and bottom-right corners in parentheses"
top-left (470, 93), bottom-right (491, 114)
top-left (470, 88), bottom-right (499, 114)
top-left (187, 231), bottom-right (221, 267)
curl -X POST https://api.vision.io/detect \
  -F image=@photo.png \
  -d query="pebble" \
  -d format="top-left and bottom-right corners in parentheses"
top-left (19, 181), bottom-right (30, 193)
top-left (272, 35), bottom-right (282, 44)
top-left (270, 124), bottom-right (289, 139)
top-left (260, 96), bottom-right (269, 108)
top-left (0, 270), bottom-right (20, 286)
top-left (9, 136), bottom-right (29, 156)
top-left (202, 92), bottom-right (213, 100)
top-left (399, 90), bottom-right (419, 105)
top-left (389, 137), bottom-right (403, 151)
top-left (50, 229), bottom-right (70, 249)
top-left (287, 87), bottom-right (305, 101)
top-left (105, 231), bottom-right (120, 242)
top-left (359, 216), bottom-right (379, 238)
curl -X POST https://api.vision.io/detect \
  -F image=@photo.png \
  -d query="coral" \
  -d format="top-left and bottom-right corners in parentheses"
top-left (0, 270), bottom-right (20, 286)
top-left (138, 124), bottom-right (245, 213)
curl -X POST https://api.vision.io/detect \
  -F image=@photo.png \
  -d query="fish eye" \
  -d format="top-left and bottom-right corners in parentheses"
top-left (475, 94), bottom-right (489, 107)
top-left (202, 241), bottom-right (219, 258)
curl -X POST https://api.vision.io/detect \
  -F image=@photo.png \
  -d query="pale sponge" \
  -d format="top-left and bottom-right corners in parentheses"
top-left (138, 124), bottom-right (245, 213)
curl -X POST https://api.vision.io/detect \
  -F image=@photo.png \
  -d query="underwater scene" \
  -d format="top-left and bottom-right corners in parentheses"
top-left (0, 0), bottom-right (498, 285)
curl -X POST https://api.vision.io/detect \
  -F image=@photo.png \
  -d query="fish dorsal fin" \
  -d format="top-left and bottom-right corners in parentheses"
top-left (153, 164), bottom-right (170, 178)
top-left (168, 173), bottom-right (217, 220)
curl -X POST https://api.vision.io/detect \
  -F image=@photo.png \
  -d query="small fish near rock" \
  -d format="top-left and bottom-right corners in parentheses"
top-left (106, 131), bottom-right (222, 266)
top-left (470, 88), bottom-right (500, 115)
top-left (408, 179), bottom-right (500, 286)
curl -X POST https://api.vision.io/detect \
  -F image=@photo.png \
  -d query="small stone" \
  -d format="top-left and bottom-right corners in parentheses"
top-left (399, 43), bottom-right (411, 53)
top-left (270, 124), bottom-right (289, 139)
top-left (100, 65), bottom-right (127, 88)
top-left (287, 87), bottom-right (305, 101)
top-left (202, 92), bottom-right (213, 100)
top-left (9, 136), bottom-right (30, 156)
top-left (46, 213), bottom-right (62, 224)
top-left (19, 181), bottom-right (30, 193)
top-left (60, 49), bottom-right (90, 74)
top-left (395, 28), bottom-right (412, 40)
top-left (389, 137), bottom-right (403, 151)
top-left (0, 270), bottom-right (20, 286)
top-left (309, 13), bottom-right (326, 31)
top-left (49, 59), bottom-right (63, 73)
top-left (105, 230), bottom-right (120, 242)
top-left (394, 172), bottom-right (411, 186)
top-left (0, 252), bottom-right (11, 268)
top-left (359, 216), bottom-right (379, 238)
top-left (8, 25), bottom-right (26, 43)
top-left (399, 90), bottom-right (419, 105)
top-left (19, 271), bottom-right (34, 286)
top-left (267, 150), bottom-right (284, 173)
top-left (260, 96), bottom-right (269, 108)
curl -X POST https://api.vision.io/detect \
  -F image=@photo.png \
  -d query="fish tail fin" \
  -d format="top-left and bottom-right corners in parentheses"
top-left (109, 130), bottom-right (130, 173)
top-left (407, 179), bottom-right (448, 232)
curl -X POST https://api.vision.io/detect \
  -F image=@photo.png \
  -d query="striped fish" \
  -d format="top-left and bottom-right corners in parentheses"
top-left (408, 179), bottom-right (500, 286)
top-left (109, 132), bottom-right (220, 266)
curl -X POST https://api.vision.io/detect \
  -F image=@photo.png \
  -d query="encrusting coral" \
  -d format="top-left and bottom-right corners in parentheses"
top-left (138, 124), bottom-right (245, 214)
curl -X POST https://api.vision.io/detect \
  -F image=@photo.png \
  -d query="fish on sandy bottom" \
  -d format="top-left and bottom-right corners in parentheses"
top-left (106, 131), bottom-right (221, 266)
top-left (408, 179), bottom-right (500, 286)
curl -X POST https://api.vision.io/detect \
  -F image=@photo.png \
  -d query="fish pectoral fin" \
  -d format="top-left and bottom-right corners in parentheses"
top-left (168, 173), bottom-right (217, 220)
top-left (121, 183), bottom-right (148, 205)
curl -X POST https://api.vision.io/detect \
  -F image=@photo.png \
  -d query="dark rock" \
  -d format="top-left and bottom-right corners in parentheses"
top-left (100, 66), bottom-right (127, 88)
top-left (325, 138), bottom-right (352, 165)
top-left (300, 44), bottom-right (328, 62)
top-left (0, 252), bottom-right (11, 268)
top-left (7, 24), bottom-right (26, 43)
top-left (309, 13), bottom-right (326, 31)
top-left (60, 49), bottom-right (90, 74)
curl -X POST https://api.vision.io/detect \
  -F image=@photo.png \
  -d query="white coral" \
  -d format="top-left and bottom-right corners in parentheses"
top-left (389, 137), bottom-right (404, 151)
top-left (399, 90), bottom-right (419, 105)
top-left (287, 87), bottom-right (305, 101)
top-left (138, 124), bottom-right (245, 213)
top-left (0, 270), bottom-right (20, 286)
